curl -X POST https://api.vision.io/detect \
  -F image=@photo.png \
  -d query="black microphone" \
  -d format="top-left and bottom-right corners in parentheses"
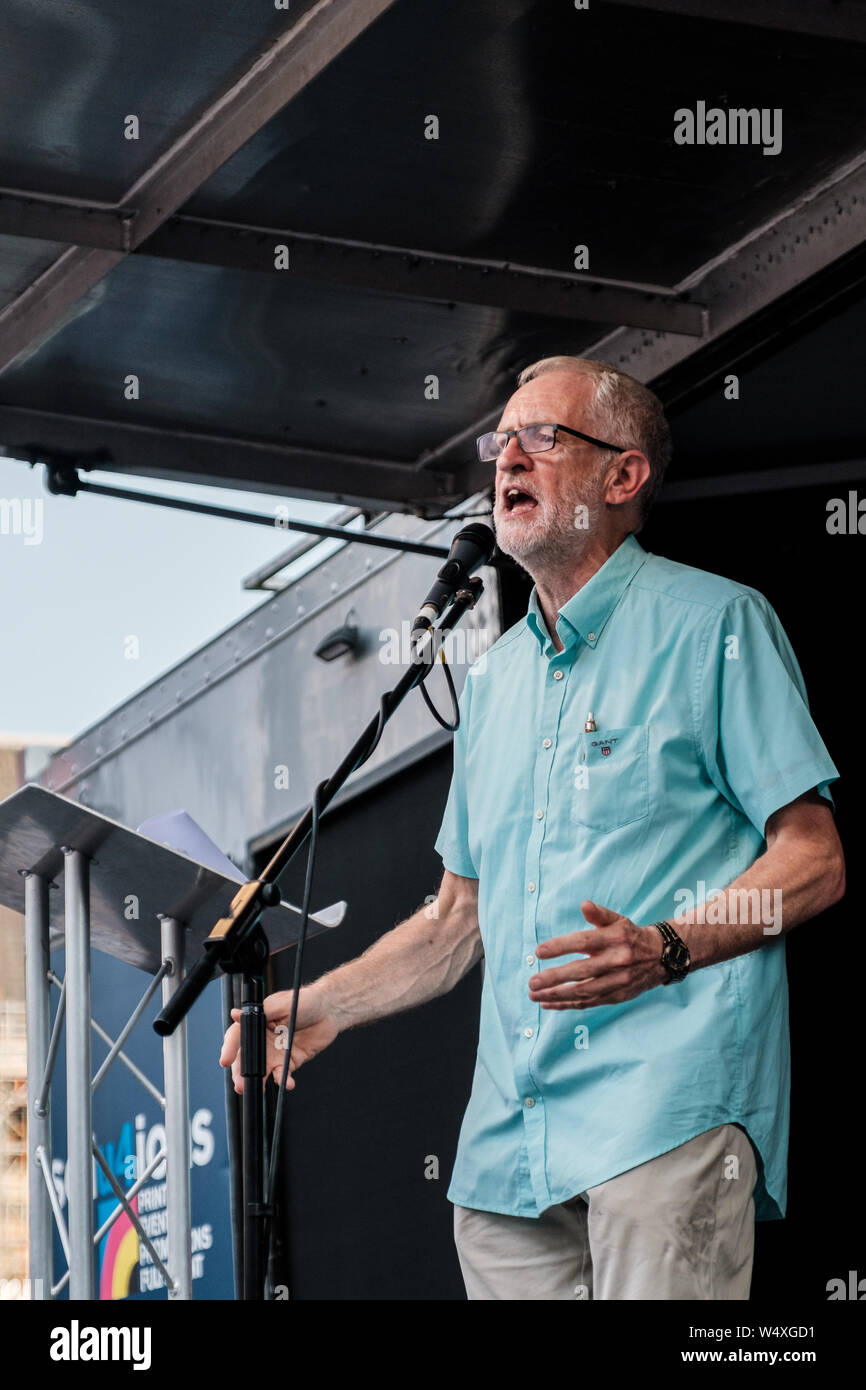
top-left (411, 523), bottom-right (496, 634)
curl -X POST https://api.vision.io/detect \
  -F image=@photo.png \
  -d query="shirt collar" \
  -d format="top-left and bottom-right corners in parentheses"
top-left (526, 533), bottom-right (648, 655)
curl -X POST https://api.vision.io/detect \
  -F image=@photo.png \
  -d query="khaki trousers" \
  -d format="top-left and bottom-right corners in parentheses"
top-left (453, 1123), bottom-right (758, 1300)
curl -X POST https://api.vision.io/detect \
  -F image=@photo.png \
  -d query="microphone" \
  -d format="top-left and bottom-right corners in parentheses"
top-left (412, 523), bottom-right (496, 635)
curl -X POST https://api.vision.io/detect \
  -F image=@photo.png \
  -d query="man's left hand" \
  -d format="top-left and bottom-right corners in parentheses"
top-left (529, 900), bottom-right (669, 1009)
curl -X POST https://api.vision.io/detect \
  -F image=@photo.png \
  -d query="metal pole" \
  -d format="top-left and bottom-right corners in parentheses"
top-left (160, 916), bottom-right (192, 1300)
top-left (241, 971), bottom-right (266, 1301)
top-left (92, 960), bottom-right (170, 1092)
top-left (63, 848), bottom-right (94, 1299)
top-left (24, 872), bottom-right (52, 1300)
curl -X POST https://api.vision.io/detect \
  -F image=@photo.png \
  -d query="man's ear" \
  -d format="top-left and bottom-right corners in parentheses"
top-left (604, 450), bottom-right (651, 509)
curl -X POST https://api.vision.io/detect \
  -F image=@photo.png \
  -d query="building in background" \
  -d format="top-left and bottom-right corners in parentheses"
top-left (0, 736), bottom-right (68, 1296)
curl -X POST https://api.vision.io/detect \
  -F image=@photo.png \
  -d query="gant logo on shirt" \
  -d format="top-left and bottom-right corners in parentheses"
top-left (591, 738), bottom-right (619, 757)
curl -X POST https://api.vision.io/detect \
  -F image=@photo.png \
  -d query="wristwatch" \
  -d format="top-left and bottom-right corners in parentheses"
top-left (652, 920), bottom-right (691, 985)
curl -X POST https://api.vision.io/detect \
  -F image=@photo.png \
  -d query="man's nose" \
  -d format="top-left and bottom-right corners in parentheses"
top-left (496, 434), bottom-right (534, 471)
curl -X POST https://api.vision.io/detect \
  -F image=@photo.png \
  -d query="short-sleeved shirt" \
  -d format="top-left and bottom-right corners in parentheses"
top-left (434, 533), bottom-right (838, 1221)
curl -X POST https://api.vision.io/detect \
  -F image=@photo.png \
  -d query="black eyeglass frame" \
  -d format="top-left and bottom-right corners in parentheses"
top-left (476, 421), bottom-right (627, 462)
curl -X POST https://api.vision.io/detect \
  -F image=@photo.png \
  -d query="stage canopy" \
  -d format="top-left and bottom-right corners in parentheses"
top-left (0, 0), bottom-right (864, 517)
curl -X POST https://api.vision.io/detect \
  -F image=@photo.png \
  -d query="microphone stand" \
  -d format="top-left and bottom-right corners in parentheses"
top-left (154, 577), bottom-right (486, 1300)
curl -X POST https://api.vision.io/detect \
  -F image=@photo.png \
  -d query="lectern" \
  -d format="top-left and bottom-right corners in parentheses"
top-left (0, 783), bottom-right (341, 1300)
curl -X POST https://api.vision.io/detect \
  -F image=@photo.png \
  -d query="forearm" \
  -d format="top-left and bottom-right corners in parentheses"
top-left (670, 832), bottom-right (844, 971)
top-left (309, 895), bottom-right (482, 1030)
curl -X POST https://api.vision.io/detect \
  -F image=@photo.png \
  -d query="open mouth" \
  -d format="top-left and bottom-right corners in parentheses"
top-left (502, 487), bottom-right (538, 515)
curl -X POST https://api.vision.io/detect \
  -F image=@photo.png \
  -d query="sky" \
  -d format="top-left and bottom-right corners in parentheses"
top-left (0, 455), bottom-right (346, 743)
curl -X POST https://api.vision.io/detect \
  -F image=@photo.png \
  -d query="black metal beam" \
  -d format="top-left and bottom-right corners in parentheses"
top-left (659, 456), bottom-right (866, 503)
top-left (604, 0), bottom-right (866, 43)
top-left (0, 405), bottom-right (459, 515)
top-left (0, 195), bottom-right (706, 336)
top-left (0, 0), bottom-right (400, 375)
top-left (0, 190), bottom-right (129, 250)
top-left (656, 242), bottom-right (866, 417)
top-left (140, 220), bottom-right (705, 335)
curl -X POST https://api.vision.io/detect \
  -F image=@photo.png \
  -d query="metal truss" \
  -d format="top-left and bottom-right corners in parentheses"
top-left (25, 869), bottom-right (192, 1300)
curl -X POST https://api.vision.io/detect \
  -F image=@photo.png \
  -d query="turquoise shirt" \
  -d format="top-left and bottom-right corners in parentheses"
top-left (435, 533), bottom-right (838, 1221)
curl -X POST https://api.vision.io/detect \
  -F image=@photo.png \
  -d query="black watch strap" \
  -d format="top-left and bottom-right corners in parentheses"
top-left (653, 920), bottom-right (690, 984)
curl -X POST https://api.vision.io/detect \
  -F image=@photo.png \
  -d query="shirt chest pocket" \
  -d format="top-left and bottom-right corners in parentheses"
top-left (570, 725), bottom-right (650, 832)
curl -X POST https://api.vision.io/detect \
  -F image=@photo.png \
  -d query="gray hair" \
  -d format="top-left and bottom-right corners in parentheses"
top-left (515, 355), bottom-right (672, 530)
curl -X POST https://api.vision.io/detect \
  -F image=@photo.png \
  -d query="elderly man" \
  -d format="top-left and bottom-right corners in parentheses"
top-left (221, 356), bottom-right (844, 1300)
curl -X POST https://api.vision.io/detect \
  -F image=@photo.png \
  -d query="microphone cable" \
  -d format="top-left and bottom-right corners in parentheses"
top-left (418, 640), bottom-right (460, 733)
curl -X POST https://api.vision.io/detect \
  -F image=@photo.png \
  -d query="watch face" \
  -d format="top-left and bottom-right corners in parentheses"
top-left (664, 941), bottom-right (690, 974)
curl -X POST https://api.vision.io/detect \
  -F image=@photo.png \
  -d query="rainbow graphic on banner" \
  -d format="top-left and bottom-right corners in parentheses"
top-left (99, 1196), bottom-right (140, 1301)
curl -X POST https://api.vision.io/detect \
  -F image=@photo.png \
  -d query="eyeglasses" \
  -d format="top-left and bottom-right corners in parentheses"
top-left (476, 421), bottom-right (626, 463)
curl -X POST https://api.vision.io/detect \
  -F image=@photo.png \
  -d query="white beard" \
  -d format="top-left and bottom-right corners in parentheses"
top-left (494, 477), bottom-right (607, 575)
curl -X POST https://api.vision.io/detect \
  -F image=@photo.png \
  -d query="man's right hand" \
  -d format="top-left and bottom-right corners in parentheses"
top-left (219, 984), bottom-right (340, 1094)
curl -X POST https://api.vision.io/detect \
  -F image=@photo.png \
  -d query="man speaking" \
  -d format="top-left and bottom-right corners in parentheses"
top-left (221, 356), bottom-right (844, 1300)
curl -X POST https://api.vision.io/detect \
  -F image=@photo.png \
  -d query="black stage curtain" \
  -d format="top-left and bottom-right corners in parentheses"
top-left (642, 483), bottom-right (856, 1302)
top-left (263, 751), bottom-right (480, 1300)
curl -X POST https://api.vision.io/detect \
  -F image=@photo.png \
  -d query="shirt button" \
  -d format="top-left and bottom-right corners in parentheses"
top-left (553, 670), bottom-right (564, 681)
top-left (524, 1097), bottom-right (536, 1108)
top-left (535, 809), bottom-right (543, 820)
top-left (526, 954), bottom-right (535, 965)
top-left (587, 632), bottom-right (596, 641)
top-left (524, 1027), bottom-right (534, 1038)
top-left (542, 738), bottom-right (552, 748)
top-left (528, 881), bottom-right (536, 893)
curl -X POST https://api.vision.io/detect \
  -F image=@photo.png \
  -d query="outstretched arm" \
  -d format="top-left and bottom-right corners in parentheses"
top-left (219, 868), bottom-right (482, 1090)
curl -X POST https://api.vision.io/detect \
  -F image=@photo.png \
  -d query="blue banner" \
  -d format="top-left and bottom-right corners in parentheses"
top-left (49, 945), bottom-right (234, 1300)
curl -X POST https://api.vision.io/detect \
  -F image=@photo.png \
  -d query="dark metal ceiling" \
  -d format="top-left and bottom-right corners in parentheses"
top-left (0, 0), bottom-right (864, 516)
